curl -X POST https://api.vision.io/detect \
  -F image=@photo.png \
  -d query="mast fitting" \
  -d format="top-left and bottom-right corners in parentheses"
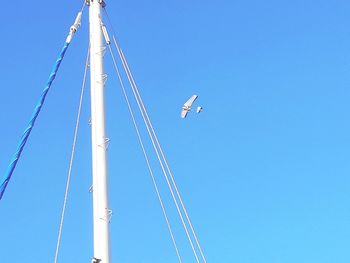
top-left (100, 21), bottom-right (111, 45)
top-left (98, 137), bottom-right (110, 150)
top-left (98, 0), bottom-right (106, 7)
top-left (66, 11), bottom-right (82, 43)
top-left (99, 208), bottom-right (113, 222)
top-left (86, 0), bottom-right (106, 7)
top-left (91, 257), bottom-right (102, 263)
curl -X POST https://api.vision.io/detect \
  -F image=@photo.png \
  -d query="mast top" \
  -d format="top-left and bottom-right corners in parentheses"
top-left (85, 0), bottom-right (106, 7)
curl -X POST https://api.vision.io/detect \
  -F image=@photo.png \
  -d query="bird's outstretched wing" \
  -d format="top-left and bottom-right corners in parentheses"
top-left (181, 95), bottom-right (198, 118)
top-left (184, 95), bottom-right (198, 108)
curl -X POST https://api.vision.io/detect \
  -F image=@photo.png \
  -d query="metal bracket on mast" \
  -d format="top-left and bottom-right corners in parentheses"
top-left (107, 209), bottom-right (113, 222)
top-left (99, 208), bottom-right (113, 223)
top-left (96, 73), bottom-right (108, 85)
top-left (98, 137), bottom-right (110, 150)
top-left (95, 46), bottom-right (107, 56)
top-left (91, 257), bottom-right (102, 263)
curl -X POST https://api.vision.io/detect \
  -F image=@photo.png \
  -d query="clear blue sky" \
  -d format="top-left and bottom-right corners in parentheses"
top-left (0, 0), bottom-right (349, 262)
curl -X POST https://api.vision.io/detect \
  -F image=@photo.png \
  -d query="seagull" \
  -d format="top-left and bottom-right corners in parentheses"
top-left (181, 95), bottom-right (202, 118)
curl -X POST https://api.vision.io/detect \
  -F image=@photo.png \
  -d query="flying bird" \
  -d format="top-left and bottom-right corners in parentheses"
top-left (181, 95), bottom-right (202, 118)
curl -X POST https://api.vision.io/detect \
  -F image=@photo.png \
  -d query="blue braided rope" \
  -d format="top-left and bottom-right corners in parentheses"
top-left (0, 41), bottom-right (70, 200)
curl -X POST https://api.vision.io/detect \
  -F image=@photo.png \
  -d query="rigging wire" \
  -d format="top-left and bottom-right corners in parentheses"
top-left (54, 46), bottom-right (90, 263)
top-left (80, 0), bottom-right (86, 13)
top-left (104, 9), bottom-right (206, 262)
top-left (119, 46), bottom-right (207, 263)
top-left (114, 39), bottom-right (200, 263)
top-left (103, 8), bottom-right (207, 262)
top-left (114, 41), bottom-right (200, 263)
top-left (101, 11), bottom-right (202, 260)
top-left (106, 36), bottom-right (183, 263)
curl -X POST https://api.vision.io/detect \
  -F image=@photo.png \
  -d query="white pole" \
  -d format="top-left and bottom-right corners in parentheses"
top-left (89, 1), bottom-right (110, 262)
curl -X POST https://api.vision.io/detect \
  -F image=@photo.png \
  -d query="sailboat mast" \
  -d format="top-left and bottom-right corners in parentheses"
top-left (89, 0), bottom-right (111, 262)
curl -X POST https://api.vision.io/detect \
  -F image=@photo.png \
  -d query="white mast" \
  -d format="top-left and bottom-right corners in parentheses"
top-left (89, 0), bottom-right (111, 262)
